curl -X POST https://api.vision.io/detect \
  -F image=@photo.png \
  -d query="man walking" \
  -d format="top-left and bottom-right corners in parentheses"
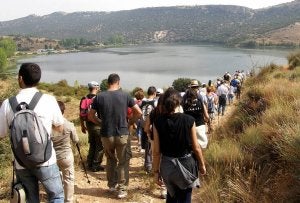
top-left (79, 81), bottom-right (104, 171)
top-left (88, 73), bottom-right (142, 199)
top-left (0, 63), bottom-right (64, 202)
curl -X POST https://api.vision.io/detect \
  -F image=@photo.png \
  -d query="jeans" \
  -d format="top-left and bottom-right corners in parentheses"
top-left (218, 95), bottom-right (227, 116)
top-left (57, 153), bottom-right (75, 203)
top-left (101, 135), bottom-right (129, 191)
top-left (16, 163), bottom-right (64, 203)
top-left (144, 138), bottom-right (152, 172)
top-left (86, 121), bottom-right (104, 169)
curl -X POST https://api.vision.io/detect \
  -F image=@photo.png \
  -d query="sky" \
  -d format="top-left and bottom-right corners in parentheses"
top-left (0, 0), bottom-right (294, 21)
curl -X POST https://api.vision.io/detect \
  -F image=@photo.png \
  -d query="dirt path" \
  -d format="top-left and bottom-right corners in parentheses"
top-left (73, 101), bottom-right (238, 203)
top-left (74, 137), bottom-right (165, 203)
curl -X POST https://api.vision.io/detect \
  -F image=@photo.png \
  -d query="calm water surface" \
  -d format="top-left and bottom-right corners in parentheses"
top-left (18, 44), bottom-right (291, 90)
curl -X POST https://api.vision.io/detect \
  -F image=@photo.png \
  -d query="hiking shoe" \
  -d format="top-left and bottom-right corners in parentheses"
top-left (117, 190), bottom-right (127, 199)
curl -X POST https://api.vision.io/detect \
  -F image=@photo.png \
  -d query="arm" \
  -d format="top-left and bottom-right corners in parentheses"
top-left (152, 124), bottom-right (163, 185)
top-left (130, 104), bottom-right (142, 124)
top-left (70, 122), bottom-right (79, 144)
top-left (190, 123), bottom-right (206, 175)
top-left (202, 103), bottom-right (209, 122)
top-left (88, 109), bottom-right (101, 125)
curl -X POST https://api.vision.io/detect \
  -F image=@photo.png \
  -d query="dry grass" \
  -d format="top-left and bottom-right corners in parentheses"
top-left (199, 62), bottom-right (300, 202)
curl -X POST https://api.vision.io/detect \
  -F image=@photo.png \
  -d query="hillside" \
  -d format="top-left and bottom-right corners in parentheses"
top-left (1, 1), bottom-right (300, 46)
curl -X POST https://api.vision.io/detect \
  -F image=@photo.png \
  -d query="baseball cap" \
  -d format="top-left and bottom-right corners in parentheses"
top-left (88, 81), bottom-right (99, 88)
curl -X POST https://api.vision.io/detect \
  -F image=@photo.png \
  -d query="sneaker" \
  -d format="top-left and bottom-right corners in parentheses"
top-left (108, 187), bottom-right (117, 193)
top-left (160, 188), bottom-right (167, 199)
top-left (117, 190), bottom-right (127, 199)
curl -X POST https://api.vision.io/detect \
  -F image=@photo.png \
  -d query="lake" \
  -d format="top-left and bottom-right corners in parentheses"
top-left (18, 44), bottom-right (292, 90)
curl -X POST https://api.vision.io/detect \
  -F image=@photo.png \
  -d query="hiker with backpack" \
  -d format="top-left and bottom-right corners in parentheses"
top-left (0, 63), bottom-right (64, 202)
top-left (52, 101), bottom-right (79, 203)
top-left (88, 73), bottom-right (142, 199)
top-left (140, 86), bottom-right (157, 173)
top-left (79, 81), bottom-right (104, 172)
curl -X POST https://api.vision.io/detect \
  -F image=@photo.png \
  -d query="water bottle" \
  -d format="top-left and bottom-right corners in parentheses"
top-left (22, 130), bottom-right (31, 155)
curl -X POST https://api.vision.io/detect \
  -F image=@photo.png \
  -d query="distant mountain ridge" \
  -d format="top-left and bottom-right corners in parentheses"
top-left (1, 0), bottom-right (300, 46)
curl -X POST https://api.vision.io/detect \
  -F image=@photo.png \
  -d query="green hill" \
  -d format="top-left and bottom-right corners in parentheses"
top-left (1, 1), bottom-right (300, 46)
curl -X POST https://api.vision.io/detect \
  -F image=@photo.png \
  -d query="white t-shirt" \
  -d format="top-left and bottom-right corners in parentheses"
top-left (0, 87), bottom-right (64, 169)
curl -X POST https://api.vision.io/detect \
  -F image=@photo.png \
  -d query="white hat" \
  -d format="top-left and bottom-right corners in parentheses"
top-left (156, 88), bottom-right (164, 94)
top-left (88, 81), bottom-right (99, 88)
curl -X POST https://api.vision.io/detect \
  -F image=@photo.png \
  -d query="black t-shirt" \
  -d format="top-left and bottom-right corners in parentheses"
top-left (183, 97), bottom-right (205, 126)
top-left (91, 89), bottom-right (135, 137)
top-left (154, 113), bottom-right (195, 158)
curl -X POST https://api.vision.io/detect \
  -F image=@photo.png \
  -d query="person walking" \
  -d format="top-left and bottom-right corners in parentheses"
top-left (79, 81), bottom-right (104, 172)
top-left (140, 86), bottom-right (157, 173)
top-left (0, 63), bottom-right (64, 202)
top-left (52, 101), bottom-right (79, 203)
top-left (152, 88), bottom-right (206, 203)
top-left (217, 80), bottom-right (229, 116)
top-left (183, 87), bottom-right (209, 149)
top-left (88, 73), bottom-right (142, 199)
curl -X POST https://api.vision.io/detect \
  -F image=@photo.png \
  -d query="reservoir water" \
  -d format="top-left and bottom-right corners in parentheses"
top-left (18, 44), bottom-right (291, 90)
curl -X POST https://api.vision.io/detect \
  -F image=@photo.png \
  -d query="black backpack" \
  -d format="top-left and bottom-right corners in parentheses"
top-left (9, 92), bottom-right (52, 169)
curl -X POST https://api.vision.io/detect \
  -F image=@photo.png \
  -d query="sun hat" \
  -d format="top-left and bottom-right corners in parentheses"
top-left (190, 80), bottom-right (199, 87)
top-left (88, 81), bottom-right (99, 88)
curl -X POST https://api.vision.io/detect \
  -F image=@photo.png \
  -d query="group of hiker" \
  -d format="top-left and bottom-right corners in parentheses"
top-left (0, 62), bottom-right (245, 203)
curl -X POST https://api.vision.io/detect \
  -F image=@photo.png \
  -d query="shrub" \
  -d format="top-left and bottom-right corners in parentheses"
top-left (287, 51), bottom-right (300, 70)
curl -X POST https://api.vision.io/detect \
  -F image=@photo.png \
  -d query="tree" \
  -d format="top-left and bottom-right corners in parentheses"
top-left (100, 79), bottom-right (108, 91)
top-left (0, 48), bottom-right (7, 72)
top-left (0, 38), bottom-right (16, 57)
top-left (172, 78), bottom-right (193, 92)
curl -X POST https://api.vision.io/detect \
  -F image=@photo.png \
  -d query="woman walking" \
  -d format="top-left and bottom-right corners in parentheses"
top-left (152, 88), bottom-right (206, 203)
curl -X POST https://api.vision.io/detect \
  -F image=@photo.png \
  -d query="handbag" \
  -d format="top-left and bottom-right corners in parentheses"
top-left (10, 161), bottom-right (26, 203)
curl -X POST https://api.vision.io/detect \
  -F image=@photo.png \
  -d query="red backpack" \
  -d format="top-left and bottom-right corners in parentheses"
top-left (79, 96), bottom-right (94, 121)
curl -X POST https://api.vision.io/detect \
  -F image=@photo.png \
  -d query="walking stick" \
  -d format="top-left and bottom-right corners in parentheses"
top-left (76, 143), bottom-right (91, 184)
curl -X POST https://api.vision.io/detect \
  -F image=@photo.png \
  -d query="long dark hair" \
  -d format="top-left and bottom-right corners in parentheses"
top-left (183, 88), bottom-right (198, 107)
top-left (163, 88), bottom-right (182, 114)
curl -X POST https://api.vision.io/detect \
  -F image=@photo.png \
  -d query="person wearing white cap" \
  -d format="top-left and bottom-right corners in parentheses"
top-left (79, 81), bottom-right (104, 172)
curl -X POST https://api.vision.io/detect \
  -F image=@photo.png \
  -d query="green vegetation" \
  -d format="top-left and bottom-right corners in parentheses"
top-left (0, 38), bottom-right (16, 73)
top-left (1, 2), bottom-right (300, 46)
top-left (100, 79), bottom-right (108, 91)
top-left (172, 78), bottom-right (200, 92)
top-left (0, 48), bottom-right (7, 71)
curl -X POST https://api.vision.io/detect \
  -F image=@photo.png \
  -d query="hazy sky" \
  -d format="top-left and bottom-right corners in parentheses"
top-left (0, 0), bottom-right (294, 21)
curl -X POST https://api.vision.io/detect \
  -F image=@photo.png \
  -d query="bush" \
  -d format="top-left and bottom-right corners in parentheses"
top-left (287, 51), bottom-right (300, 70)
top-left (172, 78), bottom-right (195, 92)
